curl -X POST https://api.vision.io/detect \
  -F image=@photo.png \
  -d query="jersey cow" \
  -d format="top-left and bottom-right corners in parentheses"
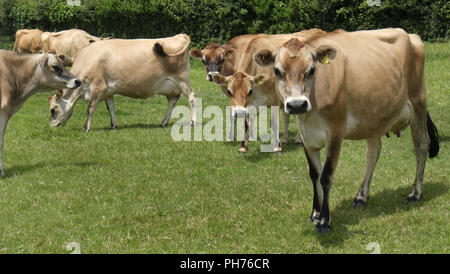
top-left (48, 34), bottom-right (196, 132)
top-left (14, 29), bottom-right (103, 66)
top-left (13, 29), bottom-right (44, 54)
top-left (254, 28), bottom-right (439, 233)
top-left (0, 50), bottom-right (80, 176)
top-left (209, 29), bottom-right (326, 152)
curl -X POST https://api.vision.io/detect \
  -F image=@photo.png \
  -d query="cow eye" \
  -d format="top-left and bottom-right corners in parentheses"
top-left (50, 108), bottom-right (56, 115)
top-left (248, 88), bottom-right (253, 96)
top-left (274, 67), bottom-right (283, 78)
top-left (307, 66), bottom-right (316, 77)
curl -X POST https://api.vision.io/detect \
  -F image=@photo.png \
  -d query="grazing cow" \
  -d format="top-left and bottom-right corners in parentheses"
top-left (48, 34), bottom-right (196, 132)
top-left (254, 28), bottom-right (439, 233)
top-left (14, 28), bottom-right (103, 66)
top-left (40, 29), bottom-right (104, 66)
top-left (13, 29), bottom-right (44, 53)
top-left (210, 29), bottom-right (326, 152)
top-left (0, 50), bottom-right (80, 176)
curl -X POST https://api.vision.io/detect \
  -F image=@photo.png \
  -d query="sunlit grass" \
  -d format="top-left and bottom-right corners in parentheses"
top-left (0, 38), bottom-right (448, 253)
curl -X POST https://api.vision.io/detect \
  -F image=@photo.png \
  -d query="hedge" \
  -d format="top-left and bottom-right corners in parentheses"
top-left (0, 0), bottom-right (448, 47)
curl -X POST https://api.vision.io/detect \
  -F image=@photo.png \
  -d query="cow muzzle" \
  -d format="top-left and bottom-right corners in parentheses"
top-left (232, 107), bottom-right (248, 118)
top-left (207, 71), bottom-right (219, 81)
top-left (66, 78), bottom-right (81, 89)
top-left (285, 97), bottom-right (311, 114)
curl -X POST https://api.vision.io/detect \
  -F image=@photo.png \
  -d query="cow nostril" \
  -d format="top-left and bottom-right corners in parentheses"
top-left (75, 79), bottom-right (81, 86)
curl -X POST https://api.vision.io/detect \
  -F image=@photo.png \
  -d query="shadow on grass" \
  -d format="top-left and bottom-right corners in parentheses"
top-left (310, 181), bottom-right (448, 248)
top-left (439, 135), bottom-right (450, 143)
top-left (95, 123), bottom-right (164, 131)
top-left (4, 161), bottom-right (100, 178)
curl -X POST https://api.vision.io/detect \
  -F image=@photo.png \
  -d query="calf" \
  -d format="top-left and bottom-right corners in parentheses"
top-left (48, 34), bottom-right (196, 132)
top-left (0, 50), bottom-right (80, 176)
top-left (254, 28), bottom-right (439, 232)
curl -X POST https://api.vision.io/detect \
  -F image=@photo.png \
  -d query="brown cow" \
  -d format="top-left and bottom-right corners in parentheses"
top-left (48, 34), bottom-right (196, 132)
top-left (40, 29), bottom-right (104, 66)
top-left (254, 28), bottom-right (439, 233)
top-left (210, 29), bottom-right (326, 152)
top-left (0, 50), bottom-right (80, 176)
top-left (13, 29), bottom-right (43, 53)
top-left (14, 28), bottom-right (103, 66)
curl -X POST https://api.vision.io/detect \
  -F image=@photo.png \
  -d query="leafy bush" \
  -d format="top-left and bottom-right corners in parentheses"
top-left (0, 0), bottom-right (448, 46)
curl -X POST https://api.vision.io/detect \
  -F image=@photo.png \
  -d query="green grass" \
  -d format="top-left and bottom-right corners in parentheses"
top-left (0, 38), bottom-right (448, 254)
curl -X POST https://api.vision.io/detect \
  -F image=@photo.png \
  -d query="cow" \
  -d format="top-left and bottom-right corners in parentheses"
top-left (14, 28), bottom-right (103, 66)
top-left (254, 28), bottom-right (439, 233)
top-left (48, 34), bottom-right (196, 132)
top-left (13, 29), bottom-right (44, 53)
top-left (209, 30), bottom-right (326, 152)
top-left (40, 29), bottom-right (104, 66)
top-left (0, 50), bottom-right (80, 176)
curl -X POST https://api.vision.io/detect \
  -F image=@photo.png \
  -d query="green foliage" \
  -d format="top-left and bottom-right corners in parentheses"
top-left (0, 0), bottom-right (448, 46)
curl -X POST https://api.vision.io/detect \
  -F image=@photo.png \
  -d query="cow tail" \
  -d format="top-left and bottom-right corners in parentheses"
top-left (426, 111), bottom-right (439, 158)
top-left (153, 34), bottom-right (191, 57)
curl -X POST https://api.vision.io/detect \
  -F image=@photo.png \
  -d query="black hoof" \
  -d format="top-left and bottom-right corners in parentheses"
top-left (315, 223), bottom-right (332, 233)
top-left (352, 198), bottom-right (367, 209)
top-left (406, 195), bottom-right (421, 202)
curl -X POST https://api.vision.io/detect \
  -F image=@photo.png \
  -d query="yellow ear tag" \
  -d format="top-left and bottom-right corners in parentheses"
top-left (321, 54), bottom-right (329, 64)
top-left (257, 80), bottom-right (263, 86)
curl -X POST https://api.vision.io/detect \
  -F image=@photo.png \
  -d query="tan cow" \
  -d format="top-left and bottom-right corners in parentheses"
top-left (210, 29), bottom-right (326, 152)
top-left (14, 28), bottom-right (103, 66)
top-left (0, 50), bottom-right (80, 176)
top-left (48, 34), bottom-right (196, 132)
top-left (254, 28), bottom-right (439, 233)
top-left (13, 29), bottom-right (44, 53)
top-left (40, 29), bottom-right (104, 66)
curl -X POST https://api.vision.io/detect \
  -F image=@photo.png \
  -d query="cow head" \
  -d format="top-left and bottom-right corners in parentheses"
top-left (39, 52), bottom-right (81, 90)
top-left (212, 72), bottom-right (265, 117)
top-left (190, 43), bottom-right (235, 81)
top-left (254, 38), bottom-right (336, 115)
top-left (48, 88), bottom-right (78, 127)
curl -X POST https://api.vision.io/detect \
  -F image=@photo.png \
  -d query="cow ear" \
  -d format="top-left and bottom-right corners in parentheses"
top-left (254, 49), bottom-right (275, 67)
top-left (314, 45), bottom-right (337, 64)
top-left (212, 74), bottom-right (227, 86)
top-left (223, 47), bottom-right (235, 59)
top-left (48, 95), bottom-right (54, 102)
top-left (190, 48), bottom-right (203, 59)
top-left (252, 75), bottom-right (266, 87)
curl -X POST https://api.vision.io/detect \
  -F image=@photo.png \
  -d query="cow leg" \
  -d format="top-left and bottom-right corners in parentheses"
top-left (105, 97), bottom-right (118, 130)
top-left (407, 105), bottom-right (429, 201)
top-left (294, 115), bottom-right (303, 145)
top-left (83, 83), bottom-right (106, 132)
top-left (281, 112), bottom-right (289, 144)
top-left (0, 111), bottom-right (11, 177)
top-left (178, 82), bottom-right (196, 126)
top-left (239, 118), bottom-right (249, 153)
top-left (304, 147), bottom-right (323, 224)
top-left (160, 95), bottom-right (180, 127)
top-left (316, 137), bottom-right (342, 233)
top-left (353, 136), bottom-right (382, 208)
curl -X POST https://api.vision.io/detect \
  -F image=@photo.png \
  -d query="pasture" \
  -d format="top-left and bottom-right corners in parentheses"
top-left (0, 38), bottom-right (448, 254)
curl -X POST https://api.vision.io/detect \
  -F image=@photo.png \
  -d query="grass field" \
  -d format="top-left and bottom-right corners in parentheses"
top-left (0, 38), bottom-right (448, 254)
